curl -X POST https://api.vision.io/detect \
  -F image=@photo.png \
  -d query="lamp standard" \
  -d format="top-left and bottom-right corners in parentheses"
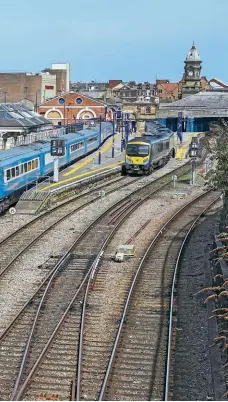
top-left (98, 115), bottom-right (102, 164)
top-left (112, 112), bottom-right (115, 158)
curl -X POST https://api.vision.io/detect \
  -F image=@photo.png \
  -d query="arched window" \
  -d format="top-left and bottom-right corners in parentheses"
top-left (146, 106), bottom-right (151, 114)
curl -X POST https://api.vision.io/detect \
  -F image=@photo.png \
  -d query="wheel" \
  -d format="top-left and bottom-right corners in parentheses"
top-left (148, 166), bottom-right (153, 175)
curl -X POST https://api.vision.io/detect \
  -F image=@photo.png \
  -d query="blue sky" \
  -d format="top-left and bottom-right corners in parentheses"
top-left (1, 0), bottom-right (227, 83)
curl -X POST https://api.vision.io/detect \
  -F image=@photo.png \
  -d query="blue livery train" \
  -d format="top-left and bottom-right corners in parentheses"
top-left (0, 122), bottom-right (113, 212)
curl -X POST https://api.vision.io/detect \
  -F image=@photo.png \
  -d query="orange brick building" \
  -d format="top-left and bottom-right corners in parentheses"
top-left (38, 92), bottom-right (108, 125)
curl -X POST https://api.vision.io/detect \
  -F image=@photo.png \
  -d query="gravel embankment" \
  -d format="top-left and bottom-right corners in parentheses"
top-left (172, 209), bottom-right (226, 401)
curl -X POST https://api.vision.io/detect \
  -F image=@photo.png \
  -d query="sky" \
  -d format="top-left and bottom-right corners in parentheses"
top-left (1, 0), bottom-right (228, 83)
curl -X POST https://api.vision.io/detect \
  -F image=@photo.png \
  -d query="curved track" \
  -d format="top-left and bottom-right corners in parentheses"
top-left (0, 161), bottom-right (192, 401)
top-left (77, 191), bottom-right (221, 401)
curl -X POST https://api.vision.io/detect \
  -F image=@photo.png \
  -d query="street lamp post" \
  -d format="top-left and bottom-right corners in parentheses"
top-left (121, 113), bottom-right (124, 152)
top-left (63, 95), bottom-right (66, 126)
top-left (98, 115), bottom-right (102, 164)
top-left (112, 112), bottom-right (115, 158)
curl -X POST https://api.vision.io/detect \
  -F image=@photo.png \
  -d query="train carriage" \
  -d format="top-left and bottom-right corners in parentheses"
top-left (0, 122), bottom-right (113, 212)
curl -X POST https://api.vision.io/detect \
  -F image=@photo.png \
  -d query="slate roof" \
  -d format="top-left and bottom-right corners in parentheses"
top-left (0, 103), bottom-right (51, 129)
top-left (158, 91), bottom-right (228, 118)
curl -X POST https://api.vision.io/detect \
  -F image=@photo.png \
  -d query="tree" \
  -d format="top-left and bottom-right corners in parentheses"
top-left (207, 120), bottom-right (228, 226)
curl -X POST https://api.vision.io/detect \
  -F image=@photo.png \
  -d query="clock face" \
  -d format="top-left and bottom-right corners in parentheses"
top-left (188, 71), bottom-right (193, 77)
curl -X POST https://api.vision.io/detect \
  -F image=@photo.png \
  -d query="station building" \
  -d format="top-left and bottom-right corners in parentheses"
top-left (158, 90), bottom-right (228, 132)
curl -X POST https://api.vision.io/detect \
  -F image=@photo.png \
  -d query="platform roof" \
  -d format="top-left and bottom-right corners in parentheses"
top-left (158, 91), bottom-right (228, 118)
top-left (0, 103), bottom-right (51, 128)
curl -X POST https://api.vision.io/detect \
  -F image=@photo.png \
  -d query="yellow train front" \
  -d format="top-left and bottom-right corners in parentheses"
top-left (122, 122), bottom-right (175, 175)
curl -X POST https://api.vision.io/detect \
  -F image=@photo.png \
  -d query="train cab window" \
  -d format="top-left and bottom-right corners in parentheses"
top-left (15, 166), bottom-right (20, 176)
top-left (6, 169), bottom-right (10, 181)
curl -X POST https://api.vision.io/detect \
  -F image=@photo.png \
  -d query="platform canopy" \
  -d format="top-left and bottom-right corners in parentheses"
top-left (158, 91), bottom-right (228, 118)
top-left (0, 102), bottom-right (51, 129)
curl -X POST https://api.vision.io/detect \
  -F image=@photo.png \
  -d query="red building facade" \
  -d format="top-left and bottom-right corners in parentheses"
top-left (38, 92), bottom-right (107, 125)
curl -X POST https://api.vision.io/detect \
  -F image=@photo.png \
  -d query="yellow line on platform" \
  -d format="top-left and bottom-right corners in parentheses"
top-left (41, 161), bottom-right (123, 191)
top-left (63, 133), bottom-right (120, 177)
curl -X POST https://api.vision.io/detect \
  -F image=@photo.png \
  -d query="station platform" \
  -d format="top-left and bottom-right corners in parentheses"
top-left (175, 132), bottom-right (200, 160)
top-left (37, 132), bottom-right (126, 193)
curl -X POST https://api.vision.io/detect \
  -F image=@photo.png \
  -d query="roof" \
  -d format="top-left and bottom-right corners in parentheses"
top-left (210, 78), bottom-right (228, 88)
top-left (186, 42), bottom-right (201, 62)
top-left (0, 103), bottom-right (51, 128)
top-left (157, 82), bottom-right (179, 93)
top-left (158, 91), bottom-right (228, 118)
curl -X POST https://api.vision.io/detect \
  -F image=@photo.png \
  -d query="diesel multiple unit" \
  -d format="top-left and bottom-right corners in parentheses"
top-left (122, 121), bottom-right (176, 175)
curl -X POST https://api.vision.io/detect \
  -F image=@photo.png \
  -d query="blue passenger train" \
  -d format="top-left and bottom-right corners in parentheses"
top-left (0, 122), bottom-right (113, 212)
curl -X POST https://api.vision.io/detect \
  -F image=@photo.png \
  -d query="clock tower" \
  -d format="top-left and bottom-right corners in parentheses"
top-left (181, 41), bottom-right (202, 98)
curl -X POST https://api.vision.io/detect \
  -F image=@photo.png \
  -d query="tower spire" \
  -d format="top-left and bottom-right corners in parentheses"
top-left (192, 40), bottom-right (195, 47)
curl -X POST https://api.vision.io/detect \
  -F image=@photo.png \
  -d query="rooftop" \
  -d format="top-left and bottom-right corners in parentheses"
top-left (0, 103), bottom-right (51, 128)
top-left (158, 91), bottom-right (228, 118)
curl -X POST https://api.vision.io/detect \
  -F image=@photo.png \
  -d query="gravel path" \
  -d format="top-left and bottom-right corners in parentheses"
top-left (172, 209), bottom-right (226, 401)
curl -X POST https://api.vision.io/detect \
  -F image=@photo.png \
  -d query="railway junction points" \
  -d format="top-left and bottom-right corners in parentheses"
top-left (0, 123), bottom-right (227, 400)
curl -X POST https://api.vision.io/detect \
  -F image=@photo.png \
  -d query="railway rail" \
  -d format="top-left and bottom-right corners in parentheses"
top-left (0, 160), bottom-right (193, 401)
top-left (75, 190), bottom-right (221, 401)
top-left (0, 160), bottom-right (191, 281)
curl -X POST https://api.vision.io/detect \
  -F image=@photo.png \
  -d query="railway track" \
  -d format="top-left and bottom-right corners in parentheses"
top-left (0, 161), bottom-right (192, 401)
top-left (75, 190), bottom-right (221, 401)
top-left (0, 175), bottom-right (138, 277)
top-left (0, 161), bottom-right (191, 281)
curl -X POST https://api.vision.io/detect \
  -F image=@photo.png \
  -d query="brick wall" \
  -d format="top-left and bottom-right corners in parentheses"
top-left (0, 73), bottom-right (42, 104)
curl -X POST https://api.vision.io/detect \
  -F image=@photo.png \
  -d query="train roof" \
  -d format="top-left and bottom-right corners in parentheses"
top-left (0, 122), bottom-right (112, 165)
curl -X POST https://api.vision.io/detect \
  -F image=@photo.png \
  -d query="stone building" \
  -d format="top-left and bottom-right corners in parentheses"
top-left (181, 42), bottom-right (202, 98)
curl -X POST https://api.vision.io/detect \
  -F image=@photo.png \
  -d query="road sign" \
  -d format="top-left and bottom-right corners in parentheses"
top-left (172, 175), bottom-right (177, 180)
top-left (9, 207), bottom-right (16, 215)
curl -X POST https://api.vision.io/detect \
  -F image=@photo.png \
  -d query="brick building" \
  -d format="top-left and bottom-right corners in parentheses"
top-left (0, 63), bottom-right (70, 109)
top-left (38, 92), bottom-right (107, 126)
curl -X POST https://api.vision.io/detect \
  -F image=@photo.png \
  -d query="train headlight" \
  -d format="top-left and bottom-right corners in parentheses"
top-left (126, 156), bottom-right (131, 163)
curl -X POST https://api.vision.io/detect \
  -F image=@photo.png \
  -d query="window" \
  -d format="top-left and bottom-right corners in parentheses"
top-left (76, 97), bottom-right (83, 104)
top-left (158, 89), bottom-right (162, 94)
top-left (5, 158), bottom-right (39, 182)
top-left (126, 144), bottom-right (149, 157)
top-left (166, 141), bottom-right (169, 149)
top-left (146, 106), bottom-right (151, 114)
top-left (59, 98), bottom-right (65, 105)
top-left (70, 142), bottom-right (84, 152)
top-left (15, 166), bottom-right (20, 176)
top-left (87, 137), bottom-right (97, 145)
